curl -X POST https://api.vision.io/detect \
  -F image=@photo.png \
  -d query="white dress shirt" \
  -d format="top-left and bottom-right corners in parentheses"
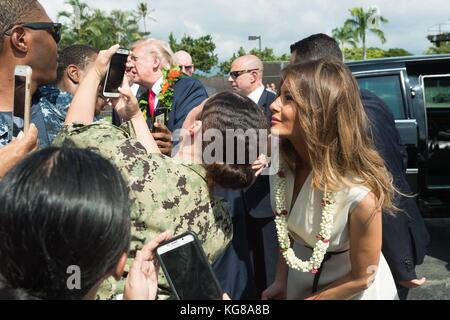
top-left (247, 85), bottom-right (265, 104)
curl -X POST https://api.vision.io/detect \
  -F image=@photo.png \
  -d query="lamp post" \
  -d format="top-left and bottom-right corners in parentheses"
top-left (248, 35), bottom-right (261, 52)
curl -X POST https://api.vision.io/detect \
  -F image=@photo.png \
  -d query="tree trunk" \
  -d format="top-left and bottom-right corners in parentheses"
top-left (362, 34), bottom-right (366, 60)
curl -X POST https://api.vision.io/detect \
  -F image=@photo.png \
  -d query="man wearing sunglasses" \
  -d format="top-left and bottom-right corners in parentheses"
top-left (0, 0), bottom-right (59, 147)
top-left (174, 50), bottom-right (195, 77)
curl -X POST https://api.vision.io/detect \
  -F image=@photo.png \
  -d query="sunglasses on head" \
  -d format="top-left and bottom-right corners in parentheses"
top-left (229, 68), bottom-right (259, 80)
top-left (2, 22), bottom-right (62, 44)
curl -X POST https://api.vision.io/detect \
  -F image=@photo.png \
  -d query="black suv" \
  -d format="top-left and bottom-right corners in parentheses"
top-left (347, 54), bottom-right (450, 217)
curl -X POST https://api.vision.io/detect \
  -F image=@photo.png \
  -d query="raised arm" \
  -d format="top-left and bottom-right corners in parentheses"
top-left (65, 45), bottom-right (119, 125)
top-left (115, 80), bottom-right (160, 154)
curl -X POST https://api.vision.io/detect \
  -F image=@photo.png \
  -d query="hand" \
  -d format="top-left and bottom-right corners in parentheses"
top-left (398, 277), bottom-right (426, 289)
top-left (152, 123), bottom-right (173, 156)
top-left (261, 280), bottom-right (287, 300)
top-left (0, 124), bottom-right (38, 177)
top-left (94, 44), bottom-right (120, 81)
top-left (222, 293), bottom-right (231, 300)
top-left (114, 77), bottom-right (140, 122)
top-left (124, 231), bottom-right (172, 300)
top-left (252, 154), bottom-right (269, 177)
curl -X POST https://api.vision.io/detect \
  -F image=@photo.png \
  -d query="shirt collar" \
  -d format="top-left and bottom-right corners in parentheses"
top-left (247, 85), bottom-right (265, 104)
top-left (152, 77), bottom-right (164, 95)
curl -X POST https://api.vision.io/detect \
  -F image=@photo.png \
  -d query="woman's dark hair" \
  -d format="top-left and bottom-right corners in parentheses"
top-left (200, 92), bottom-right (269, 189)
top-left (0, 147), bottom-right (131, 300)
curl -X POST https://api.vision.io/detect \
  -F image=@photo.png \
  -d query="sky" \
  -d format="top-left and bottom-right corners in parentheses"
top-left (39, 0), bottom-right (450, 61)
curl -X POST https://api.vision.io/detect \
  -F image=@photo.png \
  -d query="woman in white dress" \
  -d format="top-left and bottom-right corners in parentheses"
top-left (262, 60), bottom-right (398, 300)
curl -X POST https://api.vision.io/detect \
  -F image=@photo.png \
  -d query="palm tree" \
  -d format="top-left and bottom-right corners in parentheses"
top-left (332, 24), bottom-right (357, 58)
top-left (345, 7), bottom-right (388, 60)
top-left (57, 0), bottom-right (90, 33)
top-left (135, 2), bottom-right (156, 34)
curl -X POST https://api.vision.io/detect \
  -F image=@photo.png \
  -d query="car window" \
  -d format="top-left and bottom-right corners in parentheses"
top-left (356, 75), bottom-right (406, 119)
top-left (422, 75), bottom-right (450, 109)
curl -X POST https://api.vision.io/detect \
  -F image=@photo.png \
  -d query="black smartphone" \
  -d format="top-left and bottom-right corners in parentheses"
top-left (103, 48), bottom-right (129, 98)
top-left (156, 231), bottom-right (223, 300)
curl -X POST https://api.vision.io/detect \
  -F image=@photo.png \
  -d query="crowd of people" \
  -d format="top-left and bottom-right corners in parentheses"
top-left (0, 0), bottom-right (430, 300)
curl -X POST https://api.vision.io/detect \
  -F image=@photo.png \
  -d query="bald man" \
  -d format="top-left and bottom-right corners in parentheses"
top-left (228, 55), bottom-right (275, 123)
top-left (174, 50), bottom-right (195, 76)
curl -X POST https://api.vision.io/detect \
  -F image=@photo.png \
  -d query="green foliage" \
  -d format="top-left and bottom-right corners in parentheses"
top-left (426, 42), bottom-right (450, 54)
top-left (135, 2), bottom-right (156, 34)
top-left (332, 24), bottom-right (357, 50)
top-left (218, 47), bottom-right (289, 75)
top-left (343, 47), bottom-right (412, 61)
top-left (344, 6), bottom-right (388, 60)
top-left (57, 0), bottom-right (149, 50)
top-left (169, 33), bottom-right (218, 73)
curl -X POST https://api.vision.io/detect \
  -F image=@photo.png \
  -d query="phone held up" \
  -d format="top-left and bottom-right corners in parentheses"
top-left (12, 65), bottom-right (32, 137)
top-left (156, 231), bottom-right (223, 300)
top-left (103, 48), bottom-right (129, 98)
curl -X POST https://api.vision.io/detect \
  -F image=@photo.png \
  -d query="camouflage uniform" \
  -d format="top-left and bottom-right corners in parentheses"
top-left (53, 120), bottom-right (232, 300)
top-left (31, 85), bottom-right (73, 148)
top-left (0, 112), bottom-right (23, 147)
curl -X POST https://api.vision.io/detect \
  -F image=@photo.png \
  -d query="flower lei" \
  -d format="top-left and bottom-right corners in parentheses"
top-left (274, 162), bottom-right (336, 274)
top-left (158, 67), bottom-right (182, 110)
top-left (138, 67), bottom-right (182, 120)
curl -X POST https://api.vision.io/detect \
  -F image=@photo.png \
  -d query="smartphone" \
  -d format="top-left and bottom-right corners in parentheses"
top-left (151, 108), bottom-right (168, 133)
top-left (103, 48), bottom-right (129, 98)
top-left (12, 65), bottom-right (32, 135)
top-left (156, 231), bottom-right (223, 300)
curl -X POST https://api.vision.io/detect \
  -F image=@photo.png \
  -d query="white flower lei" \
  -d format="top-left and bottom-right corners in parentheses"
top-left (274, 162), bottom-right (336, 273)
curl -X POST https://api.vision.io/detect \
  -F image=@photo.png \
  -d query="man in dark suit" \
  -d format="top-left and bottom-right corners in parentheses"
top-left (290, 33), bottom-right (430, 300)
top-left (227, 55), bottom-right (278, 296)
top-left (126, 38), bottom-right (208, 139)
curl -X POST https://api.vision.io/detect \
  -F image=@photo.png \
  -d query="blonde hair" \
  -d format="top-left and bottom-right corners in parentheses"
top-left (132, 38), bottom-right (176, 69)
top-left (281, 59), bottom-right (396, 211)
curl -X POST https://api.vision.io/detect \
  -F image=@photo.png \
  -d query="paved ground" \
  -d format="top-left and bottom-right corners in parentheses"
top-left (408, 218), bottom-right (450, 300)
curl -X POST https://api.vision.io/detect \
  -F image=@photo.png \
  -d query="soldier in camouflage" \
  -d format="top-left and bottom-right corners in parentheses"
top-left (53, 120), bottom-right (233, 300)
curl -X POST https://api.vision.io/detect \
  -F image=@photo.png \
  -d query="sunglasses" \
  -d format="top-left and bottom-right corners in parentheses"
top-left (229, 68), bottom-right (259, 80)
top-left (180, 65), bottom-right (194, 71)
top-left (3, 22), bottom-right (62, 44)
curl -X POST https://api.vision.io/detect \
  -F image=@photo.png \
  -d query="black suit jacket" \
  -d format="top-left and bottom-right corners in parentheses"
top-left (165, 76), bottom-right (208, 132)
top-left (243, 89), bottom-right (276, 218)
top-left (361, 89), bottom-right (430, 282)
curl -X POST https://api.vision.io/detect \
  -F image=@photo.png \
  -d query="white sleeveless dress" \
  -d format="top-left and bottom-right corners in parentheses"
top-left (270, 168), bottom-right (398, 300)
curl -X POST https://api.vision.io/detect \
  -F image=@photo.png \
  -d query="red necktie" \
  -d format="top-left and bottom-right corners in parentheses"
top-left (148, 90), bottom-right (156, 118)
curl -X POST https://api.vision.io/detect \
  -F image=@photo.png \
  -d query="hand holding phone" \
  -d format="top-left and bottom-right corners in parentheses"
top-left (156, 231), bottom-right (223, 300)
top-left (103, 48), bottom-right (129, 98)
top-left (124, 231), bottom-right (172, 300)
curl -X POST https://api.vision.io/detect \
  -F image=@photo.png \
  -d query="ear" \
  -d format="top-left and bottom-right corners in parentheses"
top-left (152, 56), bottom-right (161, 70)
top-left (113, 253), bottom-right (128, 281)
top-left (9, 27), bottom-right (28, 53)
top-left (66, 65), bottom-right (81, 84)
top-left (251, 70), bottom-right (259, 83)
top-left (189, 120), bottom-right (202, 137)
